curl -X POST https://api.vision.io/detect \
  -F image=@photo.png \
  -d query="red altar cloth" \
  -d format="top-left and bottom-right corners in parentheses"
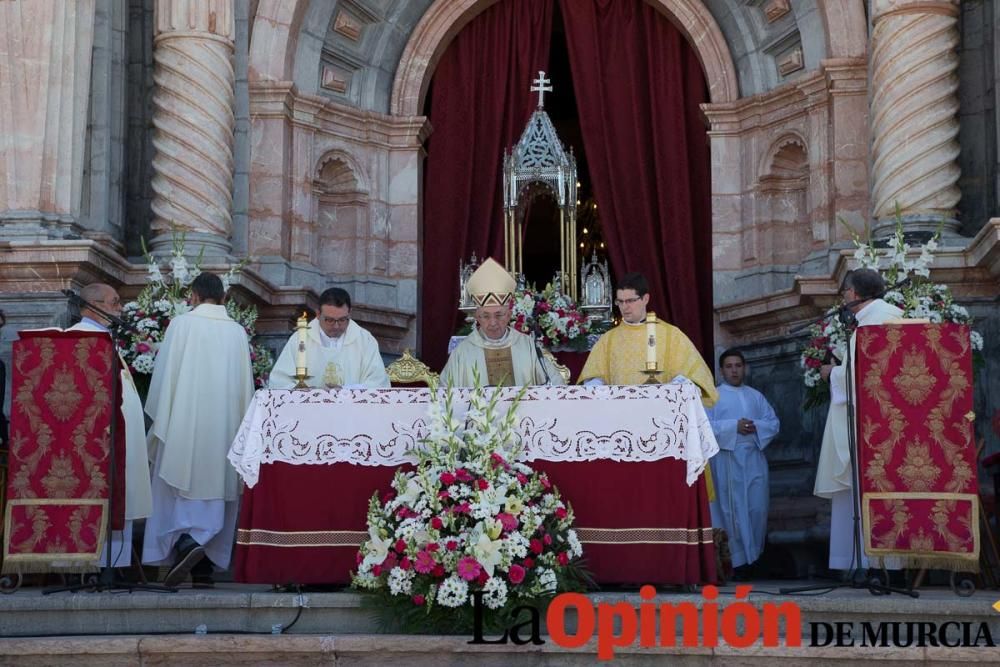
top-left (234, 458), bottom-right (714, 586)
top-left (856, 323), bottom-right (979, 570)
top-left (3, 330), bottom-right (126, 574)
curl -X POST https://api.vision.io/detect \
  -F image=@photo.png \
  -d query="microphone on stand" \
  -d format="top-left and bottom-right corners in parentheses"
top-left (529, 319), bottom-right (553, 385)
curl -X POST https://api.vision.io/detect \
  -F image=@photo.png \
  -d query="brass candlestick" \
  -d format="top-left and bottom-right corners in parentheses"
top-left (641, 361), bottom-right (661, 384)
top-left (293, 368), bottom-right (313, 390)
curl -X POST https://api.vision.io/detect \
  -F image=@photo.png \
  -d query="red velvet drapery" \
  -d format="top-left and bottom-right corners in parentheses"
top-left (557, 0), bottom-right (713, 355)
top-left (420, 1), bottom-right (553, 371)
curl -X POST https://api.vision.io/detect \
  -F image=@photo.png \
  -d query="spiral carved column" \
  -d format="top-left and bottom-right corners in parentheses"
top-left (870, 0), bottom-right (961, 237)
top-left (149, 0), bottom-right (235, 255)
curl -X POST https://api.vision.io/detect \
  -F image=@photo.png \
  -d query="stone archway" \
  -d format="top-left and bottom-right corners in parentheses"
top-left (390, 0), bottom-right (740, 116)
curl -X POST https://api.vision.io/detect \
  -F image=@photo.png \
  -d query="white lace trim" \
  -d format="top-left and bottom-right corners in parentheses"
top-left (228, 384), bottom-right (719, 489)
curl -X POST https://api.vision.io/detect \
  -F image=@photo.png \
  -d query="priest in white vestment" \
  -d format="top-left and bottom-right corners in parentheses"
top-left (441, 258), bottom-right (564, 387)
top-left (706, 349), bottom-right (779, 571)
top-left (814, 269), bottom-right (903, 571)
top-left (141, 272), bottom-right (254, 587)
top-left (67, 283), bottom-right (153, 568)
top-left (269, 287), bottom-right (389, 389)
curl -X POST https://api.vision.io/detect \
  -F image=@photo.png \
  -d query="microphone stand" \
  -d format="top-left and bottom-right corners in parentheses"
top-left (529, 321), bottom-right (553, 386)
top-left (44, 290), bottom-right (174, 595)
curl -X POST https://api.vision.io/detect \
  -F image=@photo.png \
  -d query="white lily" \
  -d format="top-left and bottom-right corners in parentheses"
top-left (361, 526), bottom-right (391, 569)
top-left (471, 532), bottom-right (504, 577)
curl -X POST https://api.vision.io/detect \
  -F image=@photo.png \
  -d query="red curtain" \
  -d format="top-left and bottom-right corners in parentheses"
top-left (420, 1), bottom-right (553, 370)
top-left (559, 0), bottom-right (714, 355)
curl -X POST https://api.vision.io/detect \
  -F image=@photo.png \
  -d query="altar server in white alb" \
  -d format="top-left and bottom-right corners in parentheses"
top-left (68, 283), bottom-right (153, 568)
top-left (268, 287), bottom-right (389, 389)
top-left (706, 349), bottom-right (779, 572)
top-left (142, 272), bottom-right (255, 587)
top-left (814, 268), bottom-right (903, 571)
top-left (441, 258), bottom-right (564, 387)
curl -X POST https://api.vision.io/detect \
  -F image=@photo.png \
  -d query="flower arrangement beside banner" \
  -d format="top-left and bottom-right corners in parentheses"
top-left (800, 215), bottom-right (983, 409)
top-left (351, 376), bottom-right (590, 633)
top-left (113, 232), bottom-right (274, 398)
top-left (510, 283), bottom-right (591, 350)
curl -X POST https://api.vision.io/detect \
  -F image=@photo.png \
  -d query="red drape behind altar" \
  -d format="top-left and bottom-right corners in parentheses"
top-left (420, 0), bottom-right (553, 371)
top-left (558, 0), bottom-right (714, 355)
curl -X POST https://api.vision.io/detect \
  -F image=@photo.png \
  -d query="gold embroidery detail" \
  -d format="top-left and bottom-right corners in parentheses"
top-left (40, 454), bottom-right (80, 498)
top-left (43, 367), bottom-right (83, 421)
top-left (898, 441), bottom-right (940, 492)
top-left (892, 347), bottom-right (936, 405)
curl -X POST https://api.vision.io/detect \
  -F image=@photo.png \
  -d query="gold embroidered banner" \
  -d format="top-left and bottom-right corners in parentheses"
top-left (2, 331), bottom-right (125, 574)
top-left (856, 323), bottom-right (979, 571)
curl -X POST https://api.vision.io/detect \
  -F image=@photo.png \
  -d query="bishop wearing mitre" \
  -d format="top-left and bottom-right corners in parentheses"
top-left (441, 258), bottom-right (564, 387)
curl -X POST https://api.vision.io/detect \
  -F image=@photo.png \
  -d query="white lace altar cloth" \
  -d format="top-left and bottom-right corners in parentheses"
top-left (228, 384), bottom-right (718, 489)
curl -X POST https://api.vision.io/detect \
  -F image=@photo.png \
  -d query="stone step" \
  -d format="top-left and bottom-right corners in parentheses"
top-left (1, 633), bottom-right (999, 666)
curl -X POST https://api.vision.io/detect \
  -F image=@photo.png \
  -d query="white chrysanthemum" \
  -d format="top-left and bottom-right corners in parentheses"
top-left (388, 566), bottom-right (414, 596)
top-left (437, 575), bottom-right (469, 608)
top-left (132, 353), bottom-right (155, 375)
top-left (482, 576), bottom-right (508, 609)
top-left (970, 330), bottom-right (984, 351)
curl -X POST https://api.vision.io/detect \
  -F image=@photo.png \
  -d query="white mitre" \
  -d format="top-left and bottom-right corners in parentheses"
top-left (467, 257), bottom-right (516, 307)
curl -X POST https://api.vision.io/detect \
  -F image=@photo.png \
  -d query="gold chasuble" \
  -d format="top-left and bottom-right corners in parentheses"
top-left (579, 319), bottom-right (719, 406)
top-left (483, 347), bottom-right (517, 386)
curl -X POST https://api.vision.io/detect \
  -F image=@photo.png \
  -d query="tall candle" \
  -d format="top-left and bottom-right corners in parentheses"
top-left (296, 312), bottom-right (308, 370)
top-left (646, 311), bottom-right (657, 368)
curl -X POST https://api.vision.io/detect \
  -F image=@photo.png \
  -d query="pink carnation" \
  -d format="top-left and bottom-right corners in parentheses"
top-left (457, 556), bottom-right (482, 581)
top-left (439, 471), bottom-right (456, 485)
top-left (496, 512), bottom-right (518, 533)
top-left (412, 594), bottom-right (425, 606)
top-left (135, 342), bottom-right (151, 354)
top-left (508, 564), bottom-right (526, 585)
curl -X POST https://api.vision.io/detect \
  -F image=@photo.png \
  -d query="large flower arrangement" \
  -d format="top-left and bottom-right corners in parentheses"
top-left (113, 233), bottom-right (274, 398)
top-left (510, 283), bottom-right (590, 350)
top-left (800, 217), bottom-right (983, 408)
top-left (351, 376), bottom-right (588, 633)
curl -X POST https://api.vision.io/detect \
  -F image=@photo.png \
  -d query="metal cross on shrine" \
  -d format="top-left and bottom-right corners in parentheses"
top-left (531, 70), bottom-right (552, 108)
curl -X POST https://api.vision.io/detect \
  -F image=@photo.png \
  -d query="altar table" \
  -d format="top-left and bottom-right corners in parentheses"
top-left (228, 384), bottom-right (718, 586)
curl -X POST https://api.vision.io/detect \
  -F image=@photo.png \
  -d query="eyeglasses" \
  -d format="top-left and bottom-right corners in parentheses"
top-left (614, 297), bottom-right (642, 306)
top-left (476, 313), bottom-right (509, 323)
top-left (323, 316), bottom-right (350, 325)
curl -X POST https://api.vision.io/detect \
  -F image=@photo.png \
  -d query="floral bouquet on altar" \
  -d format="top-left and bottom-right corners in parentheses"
top-left (510, 283), bottom-right (590, 350)
top-left (800, 213), bottom-right (983, 409)
top-left (351, 376), bottom-right (589, 633)
top-left (112, 231), bottom-right (274, 398)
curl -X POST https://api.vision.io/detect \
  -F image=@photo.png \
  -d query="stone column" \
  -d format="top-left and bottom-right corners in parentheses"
top-left (149, 0), bottom-right (235, 256)
top-left (0, 0), bottom-right (96, 239)
top-left (870, 0), bottom-right (961, 237)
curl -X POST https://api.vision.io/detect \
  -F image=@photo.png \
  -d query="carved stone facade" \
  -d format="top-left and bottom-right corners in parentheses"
top-left (2, 0), bottom-right (1000, 578)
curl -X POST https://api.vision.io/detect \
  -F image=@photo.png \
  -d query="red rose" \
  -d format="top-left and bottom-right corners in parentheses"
top-left (400, 556), bottom-right (411, 571)
top-left (439, 472), bottom-right (456, 485)
top-left (543, 534), bottom-right (552, 546)
top-left (430, 517), bottom-right (444, 530)
top-left (508, 564), bottom-right (526, 584)
top-left (427, 542), bottom-right (440, 552)
top-left (395, 539), bottom-right (406, 553)
top-left (432, 564), bottom-right (446, 578)
top-left (555, 507), bottom-right (568, 519)
top-left (530, 538), bottom-right (544, 554)
top-left (522, 558), bottom-right (535, 569)
top-left (446, 540), bottom-right (458, 551)
top-left (557, 552), bottom-right (570, 566)
top-left (476, 478), bottom-right (489, 491)
top-left (412, 594), bottom-right (425, 606)
top-left (805, 357), bottom-right (822, 369)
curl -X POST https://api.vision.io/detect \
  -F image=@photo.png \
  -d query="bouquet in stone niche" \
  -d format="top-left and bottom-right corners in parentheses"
top-left (799, 214), bottom-right (983, 408)
top-left (352, 376), bottom-right (588, 633)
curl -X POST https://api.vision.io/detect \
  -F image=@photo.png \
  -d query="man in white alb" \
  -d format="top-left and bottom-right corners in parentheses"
top-left (68, 283), bottom-right (152, 568)
top-left (706, 348), bottom-right (779, 575)
top-left (269, 287), bottom-right (389, 389)
top-left (141, 272), bottom-right (254, 587)
top-left (814, 268), bottom-right (903, 572)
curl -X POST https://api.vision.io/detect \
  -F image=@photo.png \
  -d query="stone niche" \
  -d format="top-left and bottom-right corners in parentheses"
top-left (312, 152), bottom-right (370, 279)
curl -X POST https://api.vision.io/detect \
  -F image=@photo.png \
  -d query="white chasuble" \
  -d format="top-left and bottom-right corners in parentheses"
top-left (269, 319), bottom-right (389, 390)
top-left (440, 328), bottom-right (564, 387)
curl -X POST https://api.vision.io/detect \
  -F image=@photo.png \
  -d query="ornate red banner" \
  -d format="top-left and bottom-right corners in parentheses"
top-left (856, 323), bottom-right (979, 570)
top-left (2, 331), bottom-right (126, 573)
